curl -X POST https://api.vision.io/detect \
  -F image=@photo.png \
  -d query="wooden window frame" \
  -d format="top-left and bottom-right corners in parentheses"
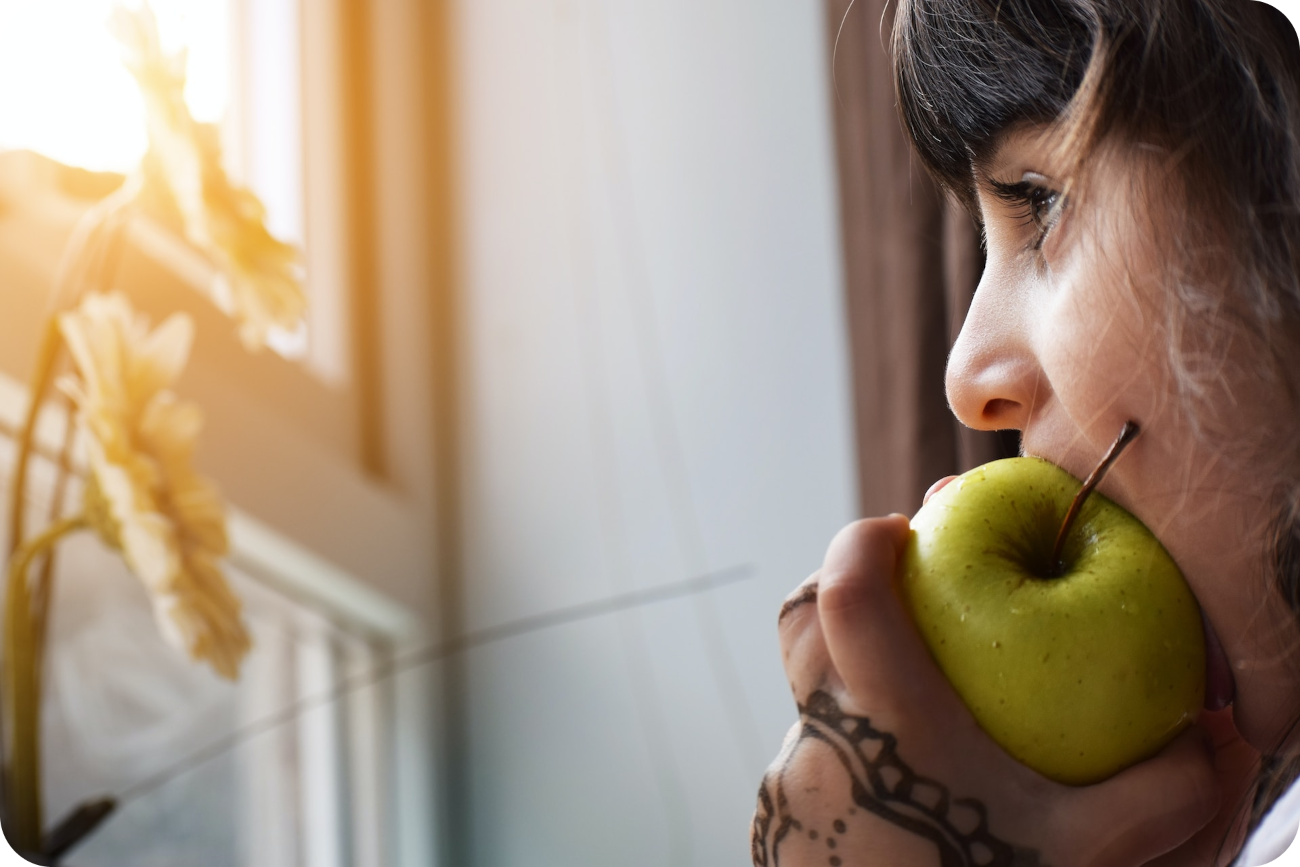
top-left (0, 0), bottom-right (454, 863)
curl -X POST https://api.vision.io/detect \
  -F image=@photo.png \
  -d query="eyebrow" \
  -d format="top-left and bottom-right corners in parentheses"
top-left (972, 149), bottom-right (1025, 188)
top-left (971, 120), bottom-right (1064, 180)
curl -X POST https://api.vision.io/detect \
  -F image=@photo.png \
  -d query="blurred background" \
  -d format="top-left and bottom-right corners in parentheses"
top-left (0, 0), bottom-right (1002, 864)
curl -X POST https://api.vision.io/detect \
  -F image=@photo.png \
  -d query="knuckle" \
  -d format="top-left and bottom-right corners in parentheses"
top-left (777, 576), bottom-right (820, 628)
top-left (825, 516), bottom-right (909, 569)
top-left (830, 517), bottom-right (882, 549)
top-left (815, 566), bottom-right (873, 614)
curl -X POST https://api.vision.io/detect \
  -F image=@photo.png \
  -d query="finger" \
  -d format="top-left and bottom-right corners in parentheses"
top-left (1068, 725), bottom-right (1220, 867)
top-left (777, 575), bottom-right (819, 628)
top-left (816, 516), bottom-right (964, 716)
top-left (778, 572), bottom-right (837, 702)
top-left (1149, 709), bottom-right (1259, 867)
top-left (923, 475), bottom-right (958, 505)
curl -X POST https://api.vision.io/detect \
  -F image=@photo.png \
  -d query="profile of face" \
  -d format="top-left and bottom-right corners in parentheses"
top-left (754, 124), bottom-right (1300, 866)
top-left (954, 125), bottom-right (1300, 754)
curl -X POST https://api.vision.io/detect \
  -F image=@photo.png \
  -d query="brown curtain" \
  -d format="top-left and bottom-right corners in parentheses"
top-left (825, 0), bottom-right (1011, 517)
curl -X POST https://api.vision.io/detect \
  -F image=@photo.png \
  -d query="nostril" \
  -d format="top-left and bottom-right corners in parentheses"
top-left (983, 398), bottom-right (1021, 425)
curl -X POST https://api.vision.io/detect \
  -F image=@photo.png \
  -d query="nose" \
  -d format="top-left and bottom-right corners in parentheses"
top-left (945, 273), bottom-right (1045, 433)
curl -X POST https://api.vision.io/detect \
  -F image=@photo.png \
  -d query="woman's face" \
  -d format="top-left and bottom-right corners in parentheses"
top-left (950, 126), bottom-right (1300, 754)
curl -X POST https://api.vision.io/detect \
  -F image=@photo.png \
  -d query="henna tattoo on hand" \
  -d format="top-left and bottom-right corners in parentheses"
top-left (778, 584), bottom-right (819, 625)
top-left (751, 691), bottom-right (1047, 867)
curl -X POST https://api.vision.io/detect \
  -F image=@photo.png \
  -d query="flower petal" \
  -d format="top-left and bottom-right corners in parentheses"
top-left (63, 291), bottom-right (249, 678)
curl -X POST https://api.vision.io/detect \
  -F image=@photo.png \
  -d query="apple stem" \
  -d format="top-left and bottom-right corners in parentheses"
top-left (1049, 421), bottom-right (1142, 575)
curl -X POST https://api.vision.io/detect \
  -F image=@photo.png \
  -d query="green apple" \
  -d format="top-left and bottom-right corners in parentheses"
top-left (899, 456), bottom-right (1205, 785)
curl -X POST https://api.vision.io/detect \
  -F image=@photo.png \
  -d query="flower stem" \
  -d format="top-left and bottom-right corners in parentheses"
top-left (7, 321), bottom-right (63, 567)
top-left (2, 320), bottom-right (68, 852)
top-left (9, 184), bottom-right (135, 565)
top-left (31, 404), bottom-right (78, 681)
top-left (0, 185), bottom-right (136, 843)
top-left (33, 206), bottom-right (132, 686)
top-left (3, 514), bottom-right (88, 855)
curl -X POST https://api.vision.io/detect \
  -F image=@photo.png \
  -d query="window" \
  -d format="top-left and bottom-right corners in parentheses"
top-left (0, 0), bottom-right (443, 619)
top-left (0, 0), bottom-right (346, 374)
top-left (0, 1), bottom-right (446, 864)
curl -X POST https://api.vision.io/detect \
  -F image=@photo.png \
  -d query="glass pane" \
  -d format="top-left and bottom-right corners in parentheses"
top-left (42, 533), bottom-right (243, 866)
top-left (0, 0), bottom-right (312, 360)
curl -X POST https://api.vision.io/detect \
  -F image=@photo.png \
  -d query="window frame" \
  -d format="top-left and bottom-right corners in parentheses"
top-left (0, 0), bottom-right (453, 862)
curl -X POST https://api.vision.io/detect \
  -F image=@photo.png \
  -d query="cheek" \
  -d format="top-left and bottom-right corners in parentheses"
top-left (1045, 187), bottom-right (1190, 420)
top-left (1036, 273), bottom-right (1172, 436)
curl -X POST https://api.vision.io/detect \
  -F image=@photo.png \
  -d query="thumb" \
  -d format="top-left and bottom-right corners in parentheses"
top-left (817, 515), bottom-right (948, 711)
top-left (1070, 725), bottom-right (1220, 867)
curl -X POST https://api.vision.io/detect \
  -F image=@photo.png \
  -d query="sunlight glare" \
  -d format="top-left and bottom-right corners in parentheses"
top-left (0, 0), bottom-right (230, 174)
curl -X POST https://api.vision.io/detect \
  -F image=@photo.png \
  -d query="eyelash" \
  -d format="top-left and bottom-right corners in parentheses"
top-left (990, 180), bottom-right (1064, 251)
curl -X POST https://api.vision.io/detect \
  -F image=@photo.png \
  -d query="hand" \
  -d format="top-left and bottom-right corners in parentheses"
top-left (1142, 709), bottom-right (1259, 866)
top-left (752, 514), bottom-right (1225, 867)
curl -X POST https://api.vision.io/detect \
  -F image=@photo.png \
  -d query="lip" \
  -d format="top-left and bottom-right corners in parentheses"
top-left (922, 475), bottom-right (959, 506)
top-left (1202, 613), bottom-right (1236, 711)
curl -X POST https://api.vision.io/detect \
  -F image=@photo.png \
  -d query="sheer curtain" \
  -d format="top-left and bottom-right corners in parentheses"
top-left (823, 0), bottom-right (1015, 516)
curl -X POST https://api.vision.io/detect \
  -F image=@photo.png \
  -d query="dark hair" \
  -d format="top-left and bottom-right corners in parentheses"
top-left (891, 0), bottom-right (1300, 848)
top-left (894, 0), bottom-right (1300, 331)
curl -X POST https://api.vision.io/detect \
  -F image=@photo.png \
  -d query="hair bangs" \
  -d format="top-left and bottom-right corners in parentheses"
top-left (892, 0), bottom-right (1096, 204)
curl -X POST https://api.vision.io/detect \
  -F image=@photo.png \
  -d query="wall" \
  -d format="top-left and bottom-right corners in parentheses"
top-left (451, 2), bottom-right (858, 864)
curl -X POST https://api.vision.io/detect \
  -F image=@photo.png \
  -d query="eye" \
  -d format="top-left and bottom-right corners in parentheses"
top-left (990, 178), bottom-right (1065, 251)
